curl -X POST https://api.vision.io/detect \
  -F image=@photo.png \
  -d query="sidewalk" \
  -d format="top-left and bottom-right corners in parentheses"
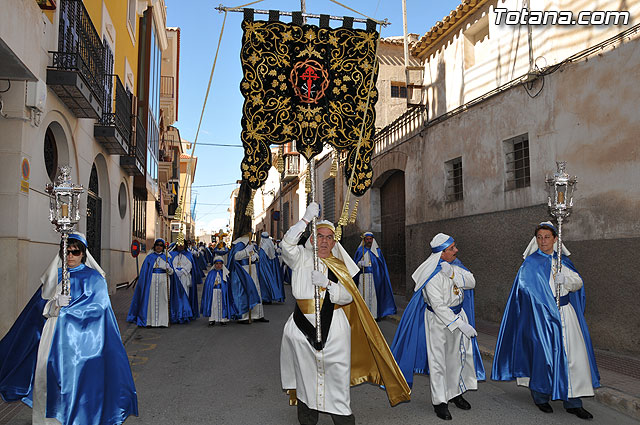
top-left (388, 302), bottom-right (640, 421)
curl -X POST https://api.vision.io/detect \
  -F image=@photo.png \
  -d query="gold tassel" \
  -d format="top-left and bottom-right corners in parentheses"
top-left (305, 165), bottom-right (312, 194)
top-left (335, 225), bottom-right (343, 241)
top-left (329, 151), bottom-right (338, 178)
top-left (245, 189), bottom-right (256, 217)
top-left (338, 201), bottom-right (350, 226)
top-left (349, 199), bottom-right (359, 224)
top-left (276, 146), bottom-right (285, 173)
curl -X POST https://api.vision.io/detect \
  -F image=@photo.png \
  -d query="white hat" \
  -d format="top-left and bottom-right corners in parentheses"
top-left (411, 233), bottom-right (454, 292)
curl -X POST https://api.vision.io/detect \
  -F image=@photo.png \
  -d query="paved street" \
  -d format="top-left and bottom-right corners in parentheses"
top-left (5, 283), bottom-right (639, 425)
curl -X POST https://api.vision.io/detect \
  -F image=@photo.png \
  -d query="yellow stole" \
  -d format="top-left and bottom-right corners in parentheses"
top-left (321, 255), bottom-right (411, 407)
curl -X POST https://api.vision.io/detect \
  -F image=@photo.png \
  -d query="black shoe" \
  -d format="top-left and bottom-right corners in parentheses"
top-left (208, 321), bottom-right (216, 327)
top-left (433, 403), bottom-right (452, 420)
top-left (220, 322), bottom-right (227, 326)
top-left (450, 395), bottom-right (471, 410)
top-left (536, 403), bottom-right (553, 413)
top-left (237, 320), bottom-right (251, 325)
top-left (256, 317), bottom-right (269, 323)
top-left (566, 407), bottom-right (593, 420)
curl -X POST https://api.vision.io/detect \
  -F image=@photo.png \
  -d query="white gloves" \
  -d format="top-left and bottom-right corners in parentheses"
top-left (55, 294), bottom-right (71, 308)
top-left (311, 270), bottom-right (330, 288)
top-left (554, 272), bottom-right (566, 286)
top-left (457, 321), bottom-right (477, 339)
top-left (440, 262), bottom-right (453, 278)
top-left (250, 252), bottom-right (259, 262)
top-left (302, 202), bottom-right (320, 223)
top-left (357, 260), bottom-right (366, 267)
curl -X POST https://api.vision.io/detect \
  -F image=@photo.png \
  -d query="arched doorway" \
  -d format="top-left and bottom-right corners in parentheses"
top-left (379, 170), bottom-right (406, 295)
top-left (86, 164), bottom-right (102, 264)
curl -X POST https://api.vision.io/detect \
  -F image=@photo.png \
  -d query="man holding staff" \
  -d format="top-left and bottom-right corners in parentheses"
top-left (280, 202), bottom-right (410, 425)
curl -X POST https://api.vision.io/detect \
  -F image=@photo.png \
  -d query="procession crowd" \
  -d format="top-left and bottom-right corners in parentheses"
top-left (0, 202), bottom-right (599, 424)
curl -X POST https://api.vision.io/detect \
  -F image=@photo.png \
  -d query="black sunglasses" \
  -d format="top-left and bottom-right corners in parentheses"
top-left (67, 249), bottom-right (82, 256)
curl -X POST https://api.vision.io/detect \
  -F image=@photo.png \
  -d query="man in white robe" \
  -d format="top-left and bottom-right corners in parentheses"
top-left (172, 244), bottom-right (193, 297)
top-left (280, 202), bottom-right (355, 424)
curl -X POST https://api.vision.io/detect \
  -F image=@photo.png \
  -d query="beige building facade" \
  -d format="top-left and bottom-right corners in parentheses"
top-left (336, 0), bottom-right (640, 353)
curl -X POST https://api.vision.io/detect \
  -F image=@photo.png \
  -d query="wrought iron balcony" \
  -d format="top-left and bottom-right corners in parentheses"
top-left (46, 0), bottom-right (105, 119)
top-left (120, 116), bottom-right (146, 176)
top-left (94, 75), bottom-right (132, 155)
top-left (36, 0), bottom-right (56, 10)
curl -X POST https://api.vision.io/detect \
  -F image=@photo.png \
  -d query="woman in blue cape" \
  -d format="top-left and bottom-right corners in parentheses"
top-left (170, 241), bottom-right (201, 320)
top-left (227, 234), bottom-right (264, 322)
top-left (491, 222), bottom-right (600, 420)
top-left (127, 238), bottom-right (193, 326)
top-left (353, 232), bottom-right (396, 320)
top-left (201, 256), bottom-right (239, 325)
top-left (258, 232), bottom-right (285, 303)
top-left (0, 233), bottom-right (137, 424)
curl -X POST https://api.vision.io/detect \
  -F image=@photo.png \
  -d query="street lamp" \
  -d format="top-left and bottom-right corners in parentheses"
top-left (46, 165), bottom-right (84, 295)
top-left (545, 161), bottom-right (578, 307)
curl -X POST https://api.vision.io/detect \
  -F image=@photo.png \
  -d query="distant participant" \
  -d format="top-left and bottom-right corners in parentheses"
top-left (258, 232), bottom-right (285, 303)
top-left (353, 231), bottom-right (396, 320)
top-left (201, 256), bottom-right (238, 326)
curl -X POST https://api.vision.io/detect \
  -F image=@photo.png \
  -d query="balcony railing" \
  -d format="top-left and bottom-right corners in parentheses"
top-left (36, 0), bottom-right (57, 10)
top-left (47, 0), bottom-right (105, 119)
top-left (94, 75), bottom-right (132, 154)
top-left (372, 105), bottom-right (427, 156)
top-left (120, 115), bottom-right (146, 176)
top-left (160, 76), bottom-right (174, 98)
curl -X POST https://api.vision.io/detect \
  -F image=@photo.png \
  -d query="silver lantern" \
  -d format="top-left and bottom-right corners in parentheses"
top-left (46, 165), bottom-right (84, 295)
top-left (545, 161), bottom-right (578, 307)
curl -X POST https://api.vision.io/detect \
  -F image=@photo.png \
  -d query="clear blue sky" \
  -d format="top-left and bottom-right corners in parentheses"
top-left (164, 0), bottom-right (462, 234)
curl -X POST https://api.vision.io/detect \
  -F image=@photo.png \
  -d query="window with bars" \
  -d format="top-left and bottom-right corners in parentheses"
top-left (504, 134), bottom-right (531, 190)
top-left (390, 83), bottom-right (407, 99)
top-left (322, 177), bottom-right (335, 222)
top-left (133, 191), bottom-right (146, 240)
top-left (445, 157), bottom-right (463, 202)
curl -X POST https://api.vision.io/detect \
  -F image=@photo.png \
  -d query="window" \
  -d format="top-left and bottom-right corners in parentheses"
top-left (133, 190), bottom-right (146, 239)
top-left (323, 177), bottom-right (335, 222)
top-left (118, 182), bottom-right (128, 219)
top-left (504, 134), bottom-right (531, 190)
top-left (391, 83), bottom-right (407, 99)
top-left (445, 157), bottom-right (463, 202)
top-left (127, 0), bottom-right (136, 33)
top-left (282, 201), bottom-right (290, 232)
top-left (463, 15), bottom-right (490, 70)
top-left (44, 127), bottom-right (58, 182)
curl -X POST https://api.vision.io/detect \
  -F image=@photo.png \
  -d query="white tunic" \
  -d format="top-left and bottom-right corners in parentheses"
top-left (234, 245), bottom-right (264, 320)
top-left (172, 252), bottom-right (193, 297)
top-left (422, 264), bottom-right (478, 405)
top-left (280, 221), bottom-right (354, 416)
top-left (32, 284), bottom-right (63, 425)
top-left (516, 267), bottom-right (594, 397)
top-left (146, 257), bottom-right (173, 327)
top-left (209, 273), bottom-right (229, 323)
top-left (358, 250), bottom-right (378, 318)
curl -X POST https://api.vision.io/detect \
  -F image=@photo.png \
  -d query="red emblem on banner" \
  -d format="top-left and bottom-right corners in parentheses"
top-left (290, 59), bottom-right (329, 104)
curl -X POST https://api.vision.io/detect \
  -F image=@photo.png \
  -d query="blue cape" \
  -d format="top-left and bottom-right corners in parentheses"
top-left (390, 258), bottom-right (485, 388)
top-left (200, 269), bottom-right (239, 319)
top-left (0, 287), bottom-right (47, 403)
top-left (126, 252), bottom-right (193, 325)
top-left (258, 249), bottom-right (285, 303)
top-left (491, 250), bottom-right (600, 399)
top-left (170, 250), bottom-right (200, 319)
top-left (213, 247), bottom-right (229, 257)
top-left (227, 242), bottom-right (261, 315)
top-left (353, 246), bottom-right (397, 318)
top-left (1, 265), bottom-right (138, 424)
top-left (195, 250), bottom-right (208, 274)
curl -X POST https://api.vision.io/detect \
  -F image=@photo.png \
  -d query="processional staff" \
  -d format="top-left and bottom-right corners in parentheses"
top-left (545, 161), bottom-right (578, 308)
top-left (46, 166), bottom-right (84, 296)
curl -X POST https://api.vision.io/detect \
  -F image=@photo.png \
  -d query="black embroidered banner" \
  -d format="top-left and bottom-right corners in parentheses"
top-left (239, 16), bottom-right (379, 196)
